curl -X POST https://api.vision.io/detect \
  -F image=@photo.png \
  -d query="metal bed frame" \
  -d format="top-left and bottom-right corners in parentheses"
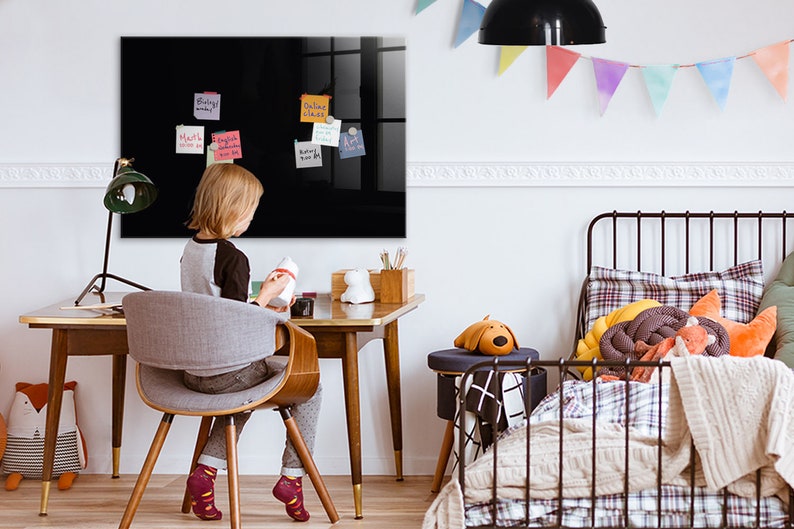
top-left (454, 211), bottom-right (794, 529)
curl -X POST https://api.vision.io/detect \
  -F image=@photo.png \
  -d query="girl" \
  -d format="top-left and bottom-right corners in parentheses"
top-left (180, 163), bottom-right (321, 522)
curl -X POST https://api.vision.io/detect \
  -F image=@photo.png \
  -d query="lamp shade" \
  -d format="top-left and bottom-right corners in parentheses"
top-left (103, 163), bottom-right (157, 214)
top-left (478, 0), bottom-right (606, 46)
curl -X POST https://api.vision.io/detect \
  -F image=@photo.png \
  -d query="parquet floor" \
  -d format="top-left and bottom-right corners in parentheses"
top-left (0, 474), bottom-right (441, 529)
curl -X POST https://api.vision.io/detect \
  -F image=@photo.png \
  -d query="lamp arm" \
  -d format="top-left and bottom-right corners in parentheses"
top-left (98, 209), bottom-right (114, 293)
top-left (74, 209), bottom-right (150, 306)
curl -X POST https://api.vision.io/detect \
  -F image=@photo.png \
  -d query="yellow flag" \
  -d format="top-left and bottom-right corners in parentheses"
top-left (498, 46), bottom-right (527, 76)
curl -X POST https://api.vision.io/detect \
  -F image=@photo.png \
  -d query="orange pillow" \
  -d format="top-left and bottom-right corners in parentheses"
top-left (689, 289), bottom-right (776, 357)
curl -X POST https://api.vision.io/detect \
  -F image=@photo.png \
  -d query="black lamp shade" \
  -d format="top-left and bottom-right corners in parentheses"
top-left (479, 0), bottom-right (606, 46)
top-left (103, 165), bottom-right (157, 214)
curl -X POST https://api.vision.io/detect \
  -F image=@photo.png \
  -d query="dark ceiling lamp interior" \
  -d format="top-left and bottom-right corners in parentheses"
top-left (479, 0), bottom-right (606, 46)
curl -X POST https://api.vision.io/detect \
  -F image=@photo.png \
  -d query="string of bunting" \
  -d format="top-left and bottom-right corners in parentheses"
top-left (416, 0), bottom-right (792, 116)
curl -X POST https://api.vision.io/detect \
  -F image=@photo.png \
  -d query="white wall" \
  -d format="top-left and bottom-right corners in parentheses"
top-left (2, 0), bottom-right (794, 478)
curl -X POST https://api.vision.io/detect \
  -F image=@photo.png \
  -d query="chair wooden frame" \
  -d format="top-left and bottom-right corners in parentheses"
top-left (118, 320), bottom-right (340, 529)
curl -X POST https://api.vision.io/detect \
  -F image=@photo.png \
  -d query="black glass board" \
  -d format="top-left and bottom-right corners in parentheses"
top-left (120, 36), bottom-right (406, 238)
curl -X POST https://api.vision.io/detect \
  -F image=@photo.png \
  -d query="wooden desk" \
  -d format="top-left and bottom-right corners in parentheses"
top-left (19, 292), bottom-right (424, 519)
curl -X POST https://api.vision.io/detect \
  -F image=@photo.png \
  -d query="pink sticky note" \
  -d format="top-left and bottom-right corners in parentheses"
top-left (211, 130), bottom-right (242, 161)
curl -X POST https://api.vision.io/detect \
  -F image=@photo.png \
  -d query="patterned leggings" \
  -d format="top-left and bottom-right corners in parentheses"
top-left (183, 358), bottom-right (322, 476)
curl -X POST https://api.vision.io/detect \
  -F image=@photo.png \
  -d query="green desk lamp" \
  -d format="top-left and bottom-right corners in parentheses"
top-left (74, 157), bottom-right (158, 305)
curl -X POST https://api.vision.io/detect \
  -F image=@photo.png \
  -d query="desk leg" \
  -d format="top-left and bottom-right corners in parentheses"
top-left (340, 332), bottom-right (363, 519)
top-left (383, 320), bottom-right (403, 481)
top-left (40, 330), bottom-right (69, 516)
top-left (111, 354), bottom-right (127, 478)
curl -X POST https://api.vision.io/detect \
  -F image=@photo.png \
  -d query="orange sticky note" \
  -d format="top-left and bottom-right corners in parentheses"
top-left (299, 94), bottom-right (332, 123)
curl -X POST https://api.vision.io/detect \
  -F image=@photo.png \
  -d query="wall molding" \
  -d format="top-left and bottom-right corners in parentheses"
top-left (2, 162), bottom-right (794, 188)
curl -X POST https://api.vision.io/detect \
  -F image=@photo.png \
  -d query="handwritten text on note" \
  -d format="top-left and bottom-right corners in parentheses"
top-left (211, 130), bottom-right (242, 161)
top-left (194, 92), bottom-right (221, 120)
top-left (338, 130), bottom-right (366, 159)
top-left (299, 94), bottom-right (332, 123)
top-left (294, 141), bottom-right (323, 168)
top-left (311, 120), bottom-right (341, 147)
top-left (176, 125), bottom-right (205, 154)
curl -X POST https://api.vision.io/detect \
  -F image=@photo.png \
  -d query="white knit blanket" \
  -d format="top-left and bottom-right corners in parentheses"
top-left (664, 355), bottom-right (794, 498)
top-left (423, 356), bottom-right (794, 529)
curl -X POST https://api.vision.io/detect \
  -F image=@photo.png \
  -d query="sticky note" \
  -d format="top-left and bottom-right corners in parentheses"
top-left (194, 92), bottom-right (221, 120)
top-left (338, 130), bottom-right (366, 159)
top-left (294, 141), bottom-right (323, 168)
top-left (176, 125), bottom-right (205, 154)
top-left (311, 120), bottom-right (341, 147)
top-left (211, 130), bottom-right (242, 161)
top-left (300, 94), bottom-right (332, 123)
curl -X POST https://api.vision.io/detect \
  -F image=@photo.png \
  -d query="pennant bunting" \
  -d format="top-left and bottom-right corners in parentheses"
top-left (751, 41), bottom-right (789, 101)
top-left (641, 65), bottom-right (679, 117)
top-left (498, 46), bottom-right (527, 76)
top-left (415, 0), bottom-right (437, 14)
top-left (592, 58), bottom-right (630, 115)
top-left (696, 57), bottom-right (735, 111)
top-left (546, 46), bottom-right (581, 99)
top-left (454, 0), bottom-right (486, 48)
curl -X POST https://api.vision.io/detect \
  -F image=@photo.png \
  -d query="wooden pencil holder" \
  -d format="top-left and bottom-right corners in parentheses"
top-left (379, 269), bottom-right (415, 303)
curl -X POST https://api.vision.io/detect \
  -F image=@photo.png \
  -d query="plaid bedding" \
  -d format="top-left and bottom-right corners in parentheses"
top-left (583, 260), bottom-right (765, 332)
top-left (465, 380), bottom-right (790, 528)
top-left (465, 485), bottom-right (788, 528)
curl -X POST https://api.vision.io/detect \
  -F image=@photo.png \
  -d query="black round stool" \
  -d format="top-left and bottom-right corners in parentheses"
top-left (426, 347), bottom-right (546, 492)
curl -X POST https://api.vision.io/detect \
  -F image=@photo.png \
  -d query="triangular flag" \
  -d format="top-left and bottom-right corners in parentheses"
top-left (416, 0), bottom-right (437, 14)
top-left (498, 46), bottom-right (527, 76)
top-left (641, 65), bottom-right (679, 117)
top-left (454, 0), bottom-right (487, 48)
top-left (751, 40), bottom-right (790, 101)
top-left (696, 57), bottom-right (735, 111)
top-left (592, 58), bottom-right (630, 115)
top-left (546, 46), bottom-right (581, 99)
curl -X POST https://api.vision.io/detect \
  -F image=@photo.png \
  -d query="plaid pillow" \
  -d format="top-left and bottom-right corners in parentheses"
top-left (584, 260), bottom-right (765, 332)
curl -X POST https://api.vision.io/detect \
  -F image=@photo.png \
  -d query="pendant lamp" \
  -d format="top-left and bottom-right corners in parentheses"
top-left (479, 0), bottom-right (606, 46)
top-left (74, 157), bottom-right (158, 305)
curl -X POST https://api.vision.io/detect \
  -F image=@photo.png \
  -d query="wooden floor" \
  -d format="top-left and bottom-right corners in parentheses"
top-left (0, 474), bottom-right (440, 529)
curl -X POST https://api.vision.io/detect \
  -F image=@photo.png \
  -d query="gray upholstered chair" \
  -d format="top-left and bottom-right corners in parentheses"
top-left (118, 290), bottom-right (339, 529)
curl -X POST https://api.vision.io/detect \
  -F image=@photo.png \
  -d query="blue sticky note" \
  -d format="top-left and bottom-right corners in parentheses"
top-left (338, 130), bottom-right (366, 159)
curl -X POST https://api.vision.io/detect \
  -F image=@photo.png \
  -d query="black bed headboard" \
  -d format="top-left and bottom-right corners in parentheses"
top-left (573, 210), bottom-right (794, 359)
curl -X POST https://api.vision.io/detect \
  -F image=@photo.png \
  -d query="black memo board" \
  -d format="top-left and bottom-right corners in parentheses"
top-left (120, 36), bottom-right (406, 238)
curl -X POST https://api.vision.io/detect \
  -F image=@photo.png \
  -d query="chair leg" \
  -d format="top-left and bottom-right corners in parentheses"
top-left (431, 420), bottom-right (455, 493)
top-left (224, 416), bottom-right (242, 529)
top-left (279, 407), bottom-right (340, 524)
top-left (182, 416), bottom-right (213, 514)
top-left (118, 413), bottom-right (174, 529)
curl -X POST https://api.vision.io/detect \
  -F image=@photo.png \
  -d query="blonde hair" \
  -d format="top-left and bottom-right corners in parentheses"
top-left (187, 163), bottom-right (264, 239)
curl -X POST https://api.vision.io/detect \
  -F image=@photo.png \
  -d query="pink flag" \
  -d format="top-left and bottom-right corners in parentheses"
top-left (751, 40), bottom-right (790, 101)
top-left (546, 46), bottom-right (581, 99)
top-left (592, 58), bottom-right (630, 115)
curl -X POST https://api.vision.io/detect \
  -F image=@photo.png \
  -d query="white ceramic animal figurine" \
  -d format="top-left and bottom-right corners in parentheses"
top-left (340, 268), bottom-right (375, 304)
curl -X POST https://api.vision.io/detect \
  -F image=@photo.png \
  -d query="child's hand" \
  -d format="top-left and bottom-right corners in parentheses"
top-left (255, 271), bottom-right (290, 307)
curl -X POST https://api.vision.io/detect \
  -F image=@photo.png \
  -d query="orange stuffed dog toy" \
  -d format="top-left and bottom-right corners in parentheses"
top-left (454, 315), bottom-right (519, 356)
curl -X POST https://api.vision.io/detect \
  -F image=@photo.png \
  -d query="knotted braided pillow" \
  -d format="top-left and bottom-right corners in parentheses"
top-left (599, 305), bottom-right (730, 378)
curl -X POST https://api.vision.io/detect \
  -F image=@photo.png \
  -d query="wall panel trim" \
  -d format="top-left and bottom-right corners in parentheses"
top-left (2, 162), bottom-right (794, 188)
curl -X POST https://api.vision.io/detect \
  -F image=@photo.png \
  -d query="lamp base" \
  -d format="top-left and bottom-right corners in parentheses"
top-left (74, 273), bottom-right (150, 306)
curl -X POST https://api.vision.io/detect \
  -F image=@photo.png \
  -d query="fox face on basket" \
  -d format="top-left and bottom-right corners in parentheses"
top-left (454, 315), bottom-right (519, 356)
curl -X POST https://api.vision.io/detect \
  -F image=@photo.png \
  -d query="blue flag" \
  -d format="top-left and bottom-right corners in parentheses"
top-left (697, 57), bottom-right (736, 111)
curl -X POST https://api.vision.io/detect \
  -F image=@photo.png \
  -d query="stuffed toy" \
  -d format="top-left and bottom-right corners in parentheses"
top-left (689, 289), bottom-right (777, 357)
top-left (575, 299), bottom-right (662, 380)
top-left (2, 381), bottom-right (87, 491)
top-left (454, 315), bottom-right (519, 356)
top-left (623, 316), bottom-right (716, 383)
top-left (340, 268), bottom-right (375, 304)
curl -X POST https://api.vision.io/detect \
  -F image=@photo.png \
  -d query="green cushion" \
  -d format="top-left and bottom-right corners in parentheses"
top-left (758, 251), bottom-right (794, 367)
